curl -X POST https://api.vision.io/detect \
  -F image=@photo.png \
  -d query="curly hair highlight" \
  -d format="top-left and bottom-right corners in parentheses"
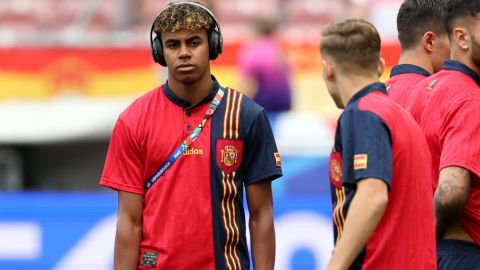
top-left (153, 2), bottom-right (213, 34)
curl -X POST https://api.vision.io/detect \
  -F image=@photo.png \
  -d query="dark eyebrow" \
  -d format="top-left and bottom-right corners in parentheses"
top-left (186, 35), bottom-right (202, 42)
top-left (164, 35), bottom-right (202, 44)
top-left (164, 38), bottom-right (179, 44)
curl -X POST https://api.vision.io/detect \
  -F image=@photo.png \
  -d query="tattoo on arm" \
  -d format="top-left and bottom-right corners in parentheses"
top-left (434, 167), bottom-right (471, 237)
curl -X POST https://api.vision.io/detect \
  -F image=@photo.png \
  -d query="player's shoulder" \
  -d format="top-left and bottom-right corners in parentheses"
top-left (428, 70), bottom-right (479, 105)
top-left (340, 103), bottom-right (390, 139)
top-left (342, 93), bottom-right (386, 124)
top-left (358, 89), bottom-right (397, 112)
top-left (356, 90), bottom-right (413, 127)
top-left (118, 86), bottom-right (163, 123)
top-left (224, 86), bottom-right (265, 119)
top-left (386, 67), bottom-right (428, 90)
top-left (414, 72), bottom-right (441, 90)
top-left (439, 69), bottom-right (476, 90)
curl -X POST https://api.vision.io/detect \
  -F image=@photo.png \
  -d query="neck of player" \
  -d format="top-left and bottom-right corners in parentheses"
top-left (398, 49), bottom-right (434, 74)
top-left (168, 71), bottom-right (214, 106)
top-left (339, 73), bottom-right (380, 107)
top-left (452, 48), bottom-right (480, 74)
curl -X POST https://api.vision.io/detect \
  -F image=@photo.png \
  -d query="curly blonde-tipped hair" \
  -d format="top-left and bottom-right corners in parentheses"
top-left (153, 2), bottom-right (213, 35)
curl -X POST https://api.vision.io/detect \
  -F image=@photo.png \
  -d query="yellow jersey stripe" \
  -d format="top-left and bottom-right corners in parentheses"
top-left (339, 187), bottom-right (346, 230)
top-left (224, 173), bottom-right (237, 270)
top-left (234, 94), bottom-right (243, 139)
top-left (221, 171), bottom-right (233, 270)
top-left (334, 188), bottom-right (344, 239)
top-left (223, 89), bottom-right (231, 139)
top-left (230, 171), bottom-right (241, 269)
top-left (229, 90), bottom-right (237, 139)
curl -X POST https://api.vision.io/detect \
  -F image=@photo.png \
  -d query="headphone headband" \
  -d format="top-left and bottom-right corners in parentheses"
top-left (149, 1), bottom-right (223, 66)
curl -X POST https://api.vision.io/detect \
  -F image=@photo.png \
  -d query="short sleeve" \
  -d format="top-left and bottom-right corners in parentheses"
top-left (440, 99), bottom-right (480, 177)
top-left (242, 111), bottom-right (283, 185)
top-left (100, 118), bottom-right (145, 195)
top-left (341, 110), bottom-right (393, 187)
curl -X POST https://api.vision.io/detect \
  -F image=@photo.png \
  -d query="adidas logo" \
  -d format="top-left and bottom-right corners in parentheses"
top-left (183, 148), bottom-right (204, 156)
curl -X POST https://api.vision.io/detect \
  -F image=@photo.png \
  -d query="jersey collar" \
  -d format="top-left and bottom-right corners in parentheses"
top-left (389, 64), bottom-right (431, 78)
top-left (164, 75), bottom-right (220, 109)
top-left (443, 60), bottom-right (480, 87)
top-left (347, 82), bottom-right (387, 106)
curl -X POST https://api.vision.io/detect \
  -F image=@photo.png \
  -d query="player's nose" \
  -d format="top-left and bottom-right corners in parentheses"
top-left (178, 43), bottom-right (192, 59)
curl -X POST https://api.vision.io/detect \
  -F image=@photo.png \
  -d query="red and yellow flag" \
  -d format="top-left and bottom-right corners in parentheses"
top-left (353, 154), bottom-right (368, 170)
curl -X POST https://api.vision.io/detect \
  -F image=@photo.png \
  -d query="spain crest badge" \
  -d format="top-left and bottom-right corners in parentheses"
top-left (216, 139), bottom-right (243, 173)
top-left (329, 151), bottom-right (343, 189)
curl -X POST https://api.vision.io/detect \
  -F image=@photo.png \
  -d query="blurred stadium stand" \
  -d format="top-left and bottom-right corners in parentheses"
top-left (0, 0), bottom-right (401, 46)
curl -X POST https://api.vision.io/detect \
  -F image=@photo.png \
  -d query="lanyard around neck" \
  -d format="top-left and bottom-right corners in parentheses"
top-left (145, 86), bottom-right (226, 190)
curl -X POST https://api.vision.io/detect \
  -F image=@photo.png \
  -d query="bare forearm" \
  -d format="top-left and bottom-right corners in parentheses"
top-left (114, 220), bottom-right (142, 270)
top-left (250, 214), bottom-right (275, 270)
top-left (434, 167), bottom-right (471, 237)
top-left (246, 181), bottom-right (275, 270)
top-left (327, 180), bottom-right (388, 270)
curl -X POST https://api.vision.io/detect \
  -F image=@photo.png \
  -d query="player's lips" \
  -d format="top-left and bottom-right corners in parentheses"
top-left (177, 63), bottom-right (195, 72)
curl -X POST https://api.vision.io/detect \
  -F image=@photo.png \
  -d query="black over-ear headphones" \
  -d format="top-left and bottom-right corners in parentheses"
top-left (150, 1), bottom-right (223, 67)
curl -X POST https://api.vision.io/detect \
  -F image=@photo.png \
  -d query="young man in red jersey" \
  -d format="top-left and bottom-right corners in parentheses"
top-left (99, 2), bottom-right (282, 269)
top-left (320, 18), bottom-right (436, 270)
top-left (385, 0), bottom-right (450, 123)
top-left (420, 0), bottom-right (480, 268)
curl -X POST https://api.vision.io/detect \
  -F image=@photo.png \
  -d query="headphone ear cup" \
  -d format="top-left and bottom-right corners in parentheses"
top-left (152, 36), bottom-right (167, 67)
top-left (209, 29), bottom-right (223, 60)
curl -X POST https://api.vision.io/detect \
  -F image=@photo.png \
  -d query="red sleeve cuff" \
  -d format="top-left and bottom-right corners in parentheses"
top-left (99, 178), bottom-right (145, 195)
top-left (440, 160), bottom-right (480, 178)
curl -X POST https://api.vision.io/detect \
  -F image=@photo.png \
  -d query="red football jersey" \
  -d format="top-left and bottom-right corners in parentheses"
top-left (100, 78), bottom-right (282, 269)
top-left (421, 60), bottom-right (480, 245)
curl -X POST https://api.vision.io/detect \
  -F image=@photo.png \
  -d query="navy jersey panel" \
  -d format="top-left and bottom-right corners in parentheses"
top-left (210, 90), bottom-right (233, 270)
top-left (437, 240), bottom-right (480, 270)
top-left (243, 109), bottom-right (283, 185)
top-left (209, 88), bottom-right (283, 270)
top-left (339, 107), bottom-right (393, 187)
